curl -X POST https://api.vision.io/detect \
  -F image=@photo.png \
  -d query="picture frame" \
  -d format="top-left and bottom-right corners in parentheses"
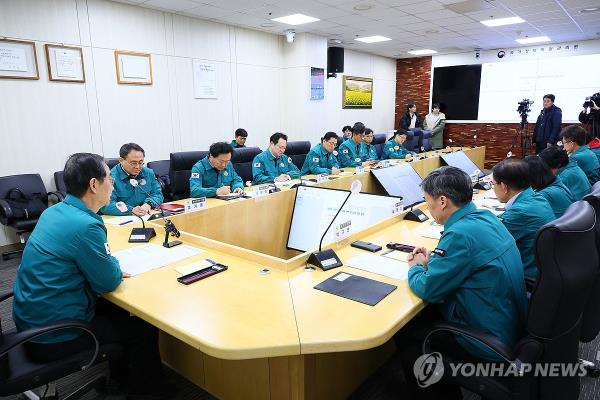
top-left (342, 75), bottom-right (373, 109)
top-left (310, 67), bottom-right (325, 100)
top-left (45, 44), bottom-right (85, 83)
top-left (114, 50), bottom-right (153, 85)
top-left (0, 38), bottom-right (39, 80)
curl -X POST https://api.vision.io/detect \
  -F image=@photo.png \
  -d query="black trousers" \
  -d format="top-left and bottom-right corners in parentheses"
top-left (394, 307), bottom-right (477, 400)
top-left (25, 298), bottom-right (164, 394)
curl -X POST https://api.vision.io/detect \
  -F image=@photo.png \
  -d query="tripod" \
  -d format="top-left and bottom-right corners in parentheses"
top-left (508, 113), bottom-right (532, 158)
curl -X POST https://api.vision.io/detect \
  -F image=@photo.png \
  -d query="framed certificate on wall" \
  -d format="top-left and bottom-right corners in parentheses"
top-left (45, 44), bottom-right (85, 83)
top-left (115, 50), bottom-right (153, 85)
top-left (0, 38), bottom-right (39, 80)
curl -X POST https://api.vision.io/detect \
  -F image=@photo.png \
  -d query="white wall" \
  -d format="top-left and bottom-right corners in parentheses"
top-left (0, 0), bottom-right (396, 246)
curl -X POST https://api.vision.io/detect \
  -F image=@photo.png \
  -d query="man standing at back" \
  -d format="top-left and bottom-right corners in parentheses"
top-left (533, 94), bottom-right (562, 153)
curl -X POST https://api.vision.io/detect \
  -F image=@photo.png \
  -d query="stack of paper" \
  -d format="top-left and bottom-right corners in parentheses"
top-left (113, 243), bottom-right (203, 276)
top-left (346, 253), bottom-right (409, 280)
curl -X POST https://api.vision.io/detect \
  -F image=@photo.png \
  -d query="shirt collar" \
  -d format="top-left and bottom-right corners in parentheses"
top-left (317, 144), bottom-right (329, 157)
top-left (267, 149), bottom-right (278, 160)
top-left (505, 187), bottom-right (532, 210)
top-left (444, 202), bottom-right (477, 230)
top-left (201, 156), bottom-right (217, 171)
top-left (63, 194), bottom-right (103, 222)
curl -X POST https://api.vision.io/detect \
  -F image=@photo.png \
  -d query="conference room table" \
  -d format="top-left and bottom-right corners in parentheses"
top-left (102, 146), bottom-right (486, 400)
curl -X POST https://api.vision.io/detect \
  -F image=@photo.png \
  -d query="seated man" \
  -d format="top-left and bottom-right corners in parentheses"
top-left (341, 125), bottom-right (352, 142)
top-left (300, 132), bottom-right (341, 176)
top-left (338, 122), bottom-right (375, 167)
top-left (252, 132), bottom-right (300, 184)
top-left (381, 129), bottom-right (416, 160)
top-left (396, 166), bottom-right (527, 399)
top-left (360, 128), bottom-right (379, 161)
top-left (561, 124), bottom-right (600, 185)
top-left (190, 142), bottom-right (244, 198)
top-left (13, 153), bottom-right (169, 398)
top-left (492, 158), bottom-right (554, 279)
top-left (231, 128), bottom-right (247, 148)
top-left (524, 155), bottom-right (575, 219)
top-left (539, 146), bottom-right (591, 200)
top-left (101, 143), bottom-right (163, 216)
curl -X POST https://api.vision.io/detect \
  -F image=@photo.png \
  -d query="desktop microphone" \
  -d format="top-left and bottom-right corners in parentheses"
top-left (474, 134), bottom-right (478, 148)
top-left (306, 180), bottom-right (362, 270)
top-left (471, 169), bottom-right (491, 190)
top-left (448, 138), bottom-right (463, 152)
top-left (128, 213), bottom-right (156, 243)
top-left (404, 203), bottom-right (429, 223)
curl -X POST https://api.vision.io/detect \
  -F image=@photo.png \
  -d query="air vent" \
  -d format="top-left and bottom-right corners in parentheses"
top-left (446, 0), bottom-right (496, 15)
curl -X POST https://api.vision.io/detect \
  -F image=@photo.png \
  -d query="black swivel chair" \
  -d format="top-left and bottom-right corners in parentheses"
top-left (169, 151), bottom-right (208, 200)
top-left (335, 135), bottom-right (344, 150)
top-left (54, 171), bottom-right (67, 196)
top-left (104, 158), bottom-right (119, 170)
top-left (0, 292), bottom-right (123, 399)
top-left (372, 134), bottom-right (387, 159)
top-left (403, 130), bottom-right (421, 152)
top-left (422, 201), bottom-right (599, 400)
top-left (231, 147), bottom-right (261, 184)
top-left (284, 141), bottom-right (311, 170)
top-left (0, 174), bottom-right (64, 260)
top-left (147, 160), bottom-right (171, 201)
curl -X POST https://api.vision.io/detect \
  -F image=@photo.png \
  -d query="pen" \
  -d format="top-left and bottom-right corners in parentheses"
top-left (119, 220), bottom-right (134, 226)
top-left (206, 258), bottom-right (217, 265)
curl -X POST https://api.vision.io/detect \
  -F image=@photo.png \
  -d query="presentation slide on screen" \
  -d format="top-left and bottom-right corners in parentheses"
top-left (478, 53), bottom-right (600, 121)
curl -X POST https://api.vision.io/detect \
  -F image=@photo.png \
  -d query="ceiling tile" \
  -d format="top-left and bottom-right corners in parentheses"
top-left (141, 0), bottom-right (199, 12)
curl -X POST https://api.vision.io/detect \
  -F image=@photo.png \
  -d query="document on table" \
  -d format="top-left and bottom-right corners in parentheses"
top-left (346, 253), bottom-right (409, 280)
top-left (473, 198), bottom-right (505, 216)
top-left (113, 243), bottom-right (203, 276)
top-left (420, 222), bottom-right (444, 240)
top-left (104, 214), bottom-right (150, 225)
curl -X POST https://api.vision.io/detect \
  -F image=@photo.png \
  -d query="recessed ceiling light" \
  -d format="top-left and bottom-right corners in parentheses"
top-left (355, 35), bottom-right (392, 43)
top-left (329, 39), bottom-right (343, 44)
top-left (515, 36), bottom-right (551, 44)
top-left (260, 23), bottom-right (275, 28)
top-left (353, 4), bottom-right (373, 11)
top-left (480, 16), bottom-right (525, 27)
top-left (581, 7), bottom-right (600, 13)
top-left (408, 49), bottom-right (437, 55)
top-left (271, 13), bottom-right (320, 25)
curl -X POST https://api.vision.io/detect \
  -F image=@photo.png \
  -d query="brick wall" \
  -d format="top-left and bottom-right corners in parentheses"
top-left (395, 57), bottom-right (432, 128)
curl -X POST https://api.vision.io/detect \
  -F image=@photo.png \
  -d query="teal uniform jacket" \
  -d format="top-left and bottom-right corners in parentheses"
top-left (557, 158), bottom-right (591, 200)
top-left (300, 144), bottom-right (340, 175)
top-left (499, 188), bottom-right (555, 280)
top-left (101, 165), bottom-right (163, 215)
top-left (408, 202), bottom-right (527, 361)
top-left (536, 176), bottom-right (575, 219)
top-left (337, 139), bottom-right (364, 167)
top-left (189, 156), bottom-right (244, 198)
top-left (381, 139), bottom-right (415, 160)
top-left (230, 140), bottom-right (245, 149)
top-left (252, 149), bottom-right (301, 184)
top-left (590, 146), bottom-right (600, 164)
top-left (570, 145), bottom-right (600, 185)
top-left (360, 143), bottom-right (378, 161)
top-left (13, 195), bottom-right (122, 343)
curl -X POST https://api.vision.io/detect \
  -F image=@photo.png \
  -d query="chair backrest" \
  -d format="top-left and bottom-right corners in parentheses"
top-left (581, 184), bottom-right (600, 342)
top-left (231, 147), bottom-right (261, 184)
top-left (54, 171), bottom-right (66, 193)
top-left (104, 158), bottom-right (119, 170)
top-left (529, 200), bottom-right (598, 398)
top-left (169, 151), bottom-right (208, 200)
top-left (335, 135), bottom-right (343, 150)
top-left (284, 141), bottom-right (311, 169)
top-left (147, 160), bottom-right (170, 179)
top-left (403, 131), bottom-right (420, 151)
top-left (0, 174), bottom-right (47, 200)
top-left (373, 134), bottom-right (387, 158)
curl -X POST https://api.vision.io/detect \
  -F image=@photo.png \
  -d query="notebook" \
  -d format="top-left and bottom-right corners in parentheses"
top-left (314, 272), bottom-right (397, 306)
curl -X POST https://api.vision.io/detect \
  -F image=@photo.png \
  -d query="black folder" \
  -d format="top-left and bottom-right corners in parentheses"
top-left (314, 272), bottom-right (397, 306)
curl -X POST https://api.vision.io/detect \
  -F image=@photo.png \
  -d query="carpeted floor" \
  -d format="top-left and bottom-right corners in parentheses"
top-left (1, 251), bottom-right (599, 400)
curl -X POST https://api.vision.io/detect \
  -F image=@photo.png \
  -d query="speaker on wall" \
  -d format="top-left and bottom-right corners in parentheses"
top-left (327, 47), bottom-right (344, 77)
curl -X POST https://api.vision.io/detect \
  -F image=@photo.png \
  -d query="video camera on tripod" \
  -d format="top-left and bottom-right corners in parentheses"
top-left (583, 93), bottom-right (600, 109)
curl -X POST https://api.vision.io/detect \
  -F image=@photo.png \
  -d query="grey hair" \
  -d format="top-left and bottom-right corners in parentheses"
top-left (421, 166), bottom-right (473, 207)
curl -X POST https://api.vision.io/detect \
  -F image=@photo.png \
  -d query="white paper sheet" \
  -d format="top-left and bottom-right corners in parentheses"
top-left (54, 48), bottom-right (81, 78)
top-left (474, 198), bottom-right (505, 216)
top-left (0, 46), bottom-right (27, 72)
top-left (104, 214), bottom-right (150, 225)
top-left (420, 223), bottom-right (444, 240)
top-left (113, 243), bottom-right (202, 276)
top-left (121, 55), bottom-right (149, 79)
top-left (346, 253), bottom-right (409, 280)
top-left (193, 60), bottom-right (218, 99)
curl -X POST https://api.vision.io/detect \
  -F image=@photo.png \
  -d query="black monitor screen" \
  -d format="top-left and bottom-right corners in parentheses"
top-left (431, 64), bottom-right (481, 120)
top-left (370, 164), bottom-right (424, 208)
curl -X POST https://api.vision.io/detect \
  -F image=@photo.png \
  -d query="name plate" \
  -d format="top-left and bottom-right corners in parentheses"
top-left (355, 166), bottom-right (365, 174)
top-left (185, 197), bottom-right (206, 212)
top-left (253, 185), bottom-right (271, 198)
top-left (335, 220), bottom-right (352, 241)
top-left (391, 200), bottom-right (404, 215)
top-left (316, 173), bottom-right (329, 183)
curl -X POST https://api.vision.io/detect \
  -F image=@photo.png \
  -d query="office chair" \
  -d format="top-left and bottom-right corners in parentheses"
top-left (422, 201), bottom-right (598, 400)
top-left (147, 160), bottom-right (171, 201)
top-left (0, 292), bottom-right (123, 399)
top-left (0, 174), bottom-right (64, 260)
top-left (284, 141), bottom-right (311, 170)
top-left (104, 158), bottom-right (119, 170)
top-left (169, 151), bottom-right (208, 200)
top-left (372, 134), bottom-right (387, 159)
top-left (54, 171), bottom-right (67, 197)
top-left (231, 147), bottom-right (261, 184)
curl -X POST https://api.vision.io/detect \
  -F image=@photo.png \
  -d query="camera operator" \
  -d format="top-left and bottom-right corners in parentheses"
top-left (533, 94), bottom-right (562, 153)
top-left (579, 93), bottom-right (600, 139)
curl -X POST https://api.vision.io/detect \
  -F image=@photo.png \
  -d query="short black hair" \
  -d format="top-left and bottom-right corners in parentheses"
top-left (235, 128), bottom-right (248, 138)
top-left (421, 166), bottom-right (473, 207)
top-left (342, 125), bottom-right (352, 132)
top-left (524, 155), bottom-right (555, 190)
top-left (560, 124), bottom-right (587, 146)
top-left (64, 153), bottom-right (108, 198)
top-left (270, 132), bottom-right (288, 144)
top-left (539, 146), bottom-right (569, 169)
top-left (364, 128), bottom-right (373, 135)
top-left (394, 129), bottom-right (409, 138)
top-left (492, 158), bottom-right (530, 190)
top-left (322, 132), bottom-right (338, 142)
top-left (543, 94), bottom-right (555, 103)
top-left (119, 143), bottom-right (145, 159)
top-left (432, 103), bottom-right (440, 110)
top-left (406, 102), bottom-right (416, 111)
top-left (352, 122), bottom-right (366, 135)
top-left (209, 142), bottom-right (233, 157)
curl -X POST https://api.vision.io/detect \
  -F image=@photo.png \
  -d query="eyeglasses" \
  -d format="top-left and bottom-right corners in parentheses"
top-left (125, 160), bottom-right (145, 167)
top-left (212, 157), bottom-right (230, 165)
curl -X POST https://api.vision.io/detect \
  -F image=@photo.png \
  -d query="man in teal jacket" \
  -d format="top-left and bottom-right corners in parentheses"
top-left (382, 129), bottom-right (416, 160)
top-left (101, 143), bottom-right (163, 216)
top-left (360, 128), bottom-right (379, 161)
top-left (230, 128), bottom-right (247, 148)
top-left (252, 132), bottom-right (300, 184)
top-left (492, 158), bottom-right (554, 279)
top-left (190, 142), bottom-right (244, 197)
top-left (13, 153), bottom-right (169, 397)
top-left (524, 155), bottom-right (574, 218)
top-left (540, 147), bottom-right (591, 200)
top-left (561, 125), bottom-right (600, 185)
top-left (396, 166), bottom-right (527, 398)
top-left (300, 132), bottom-right (340, 175)
top-left (338, 122), bottom-right (372, 167)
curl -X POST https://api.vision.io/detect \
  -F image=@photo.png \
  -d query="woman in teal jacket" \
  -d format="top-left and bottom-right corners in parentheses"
top-left (524, 155), bottom-right (575, 219)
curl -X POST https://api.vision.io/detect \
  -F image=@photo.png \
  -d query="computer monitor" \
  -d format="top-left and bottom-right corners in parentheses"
top-left (286, 186), bottom-right (402, 252)
top-left (440, 151), bottom-right (484, 178)
top-left (370, 164), bottom-right (424, 208)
